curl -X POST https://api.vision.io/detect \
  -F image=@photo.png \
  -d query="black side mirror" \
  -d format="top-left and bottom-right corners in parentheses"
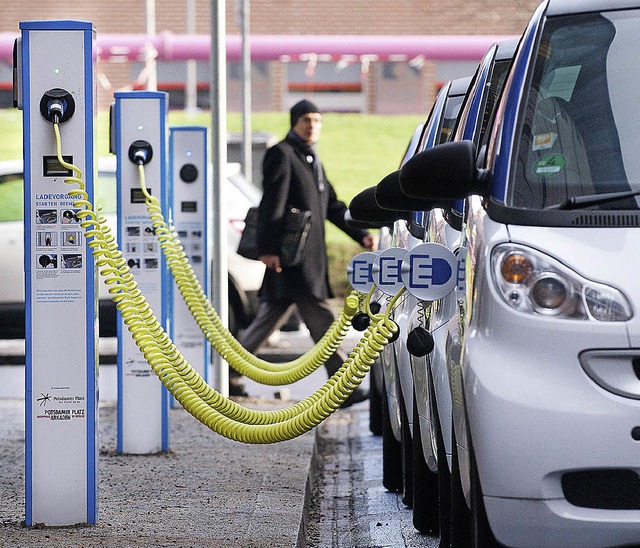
top-left (375, 169), bottom-right (450, 211)
top-left (399, 140), bottom-right (488, 200)
top-left (348, 186), bottom-right (406, 226)
top-left (345, 210), bottom-right (389, 229)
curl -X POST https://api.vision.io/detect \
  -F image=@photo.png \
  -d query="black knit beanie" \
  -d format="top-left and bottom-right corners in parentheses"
top-left (290, 99), bottom-right (321, 127)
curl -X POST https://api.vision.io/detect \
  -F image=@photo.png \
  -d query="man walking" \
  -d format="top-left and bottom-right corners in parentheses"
top-left (234, 99), bottom-right (374, 406)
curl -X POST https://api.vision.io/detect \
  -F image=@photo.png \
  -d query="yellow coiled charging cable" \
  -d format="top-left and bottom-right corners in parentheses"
top-left (54, 122), bottom-right (401, 443)
top-left (138, 165), bottom-right (358, 385)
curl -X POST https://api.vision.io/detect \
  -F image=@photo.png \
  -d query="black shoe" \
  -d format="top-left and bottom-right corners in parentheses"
top-left (229, 378), bottom-right (249, 397)
top-left (340, 387), bottom-right (369, 409)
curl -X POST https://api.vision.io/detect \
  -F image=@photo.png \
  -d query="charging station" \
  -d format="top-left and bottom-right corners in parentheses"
top-left (15, 20), bottom-right (98, 526)
top-left (168, 126), bottom-right (210, 395)
top-left (111, 91), bottom-right (169, 454)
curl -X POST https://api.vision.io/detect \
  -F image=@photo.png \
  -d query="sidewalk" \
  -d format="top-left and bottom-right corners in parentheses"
top-left (0, 397), bottom-right (316, 547)
top-left (0, 327), bottom-right (369, 547)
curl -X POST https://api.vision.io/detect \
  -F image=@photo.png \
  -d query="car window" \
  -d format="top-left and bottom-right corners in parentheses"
top-left (511, 9), bottom-right (640, 210)
top-left (439, 95), bottom-right (464, 144)
top-left (478, 57), bottom-right (511, 151)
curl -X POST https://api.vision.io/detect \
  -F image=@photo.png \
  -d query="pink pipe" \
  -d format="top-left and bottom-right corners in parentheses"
top-left (0, 32), bottom-right (515, 64)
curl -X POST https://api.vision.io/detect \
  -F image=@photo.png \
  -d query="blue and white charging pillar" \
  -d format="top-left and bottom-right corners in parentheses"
top-left (15, 20), bottom-right (98, 526)
top-left (111, 91), bottom-right (169, 454)
top-left (168, 126), bottom-right (210, 394)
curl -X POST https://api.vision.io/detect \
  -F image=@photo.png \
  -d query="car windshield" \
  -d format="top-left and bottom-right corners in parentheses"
top-left (510, 9), bottom-right (640, 210)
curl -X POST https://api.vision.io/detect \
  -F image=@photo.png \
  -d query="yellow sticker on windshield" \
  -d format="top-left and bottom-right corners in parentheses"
top-left (532, 132), bottom-right (557, 151)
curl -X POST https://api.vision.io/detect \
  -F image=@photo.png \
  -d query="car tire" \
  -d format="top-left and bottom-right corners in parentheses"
top-left (411, 385), bottom-right (439, 534)
top-left (381, 374), bottom-right (402, 492)
top-left (450, 420), bottom-right (472, 548)
top-left (369, 362), bottom-right (383, 436)
top-left (399, 376), bottom-right (414, 507)
top-left (470, 444), bottom-right (499, 548)
top-left (429, 373), bottom-right (451, 547)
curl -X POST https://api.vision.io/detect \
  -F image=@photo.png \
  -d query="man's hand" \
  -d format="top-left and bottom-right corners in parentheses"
top-left (361, 234), bottom-right (375, 250)
top-left (260, 254), bottom-right (282, 273)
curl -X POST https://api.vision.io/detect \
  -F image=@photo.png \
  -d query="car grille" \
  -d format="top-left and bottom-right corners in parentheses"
top-left (562, 469), bottom-right (640, 510)
top-left (571, 213), bottom-right (640, 227)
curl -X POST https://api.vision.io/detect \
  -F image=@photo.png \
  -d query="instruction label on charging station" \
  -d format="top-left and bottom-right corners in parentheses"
top-left (33, 190), bottom-right (84, 288)
top-left (122, 214), bottom-right (160, 379)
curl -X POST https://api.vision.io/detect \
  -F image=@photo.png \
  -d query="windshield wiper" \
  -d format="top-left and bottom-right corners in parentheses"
top-left (546, 189), bottom-right (640, 210)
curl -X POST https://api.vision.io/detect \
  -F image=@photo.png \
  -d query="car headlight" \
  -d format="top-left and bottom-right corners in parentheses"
top-left (530, 273), bottom-right (568, 311)
top-left (492, 244), bottom-right (632, 321)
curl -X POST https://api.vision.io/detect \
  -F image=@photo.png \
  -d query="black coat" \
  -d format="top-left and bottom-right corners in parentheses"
top-left (255, 133), bottom-right (368, 302)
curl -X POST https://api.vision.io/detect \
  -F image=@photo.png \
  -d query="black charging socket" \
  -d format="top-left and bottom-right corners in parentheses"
top-left (128, 140), bottom-right (153, 165)
top-left (40, 88), bottom-right (75, 124)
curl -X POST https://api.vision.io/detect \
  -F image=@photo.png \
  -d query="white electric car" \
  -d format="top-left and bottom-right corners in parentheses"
top-left (376, 75), bottom-right (473, 528)
top-left (405, 37), bottom-right (518, 540)
top-left (0, 157), bottom-right (265, 339)
top-left (399, 0), bottom-right (640, 546)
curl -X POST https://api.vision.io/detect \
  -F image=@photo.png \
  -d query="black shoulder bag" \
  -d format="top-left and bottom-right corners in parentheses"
top-left (237, 206), bottom-right (312, 267)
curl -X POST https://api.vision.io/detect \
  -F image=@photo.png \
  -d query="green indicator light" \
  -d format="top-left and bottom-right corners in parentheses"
top-left (138, 125), bottom-right (144, 130)
top-left (54, 68), bottom-right (60, 75)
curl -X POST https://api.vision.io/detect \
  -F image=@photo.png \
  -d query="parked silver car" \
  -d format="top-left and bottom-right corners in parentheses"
top-left (398, 1), bottom-right (640, 545)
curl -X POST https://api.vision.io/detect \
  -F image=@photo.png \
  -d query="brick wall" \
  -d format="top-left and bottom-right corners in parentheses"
top-left (237, 0), bottom-right (540, 35)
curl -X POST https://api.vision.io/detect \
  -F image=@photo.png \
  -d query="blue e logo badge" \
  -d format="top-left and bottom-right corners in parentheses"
top-left (400, 243), bottom-right (457, 300)
top-left (347, 251), bottom-right (378, 293)
top-left (372, 247), bottom-right (407, 296)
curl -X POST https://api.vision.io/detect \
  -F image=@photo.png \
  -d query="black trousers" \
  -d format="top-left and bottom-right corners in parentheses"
top-left (237, 293), bottom-right (347, 377)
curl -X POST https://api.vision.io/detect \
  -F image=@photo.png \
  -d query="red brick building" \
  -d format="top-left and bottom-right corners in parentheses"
top-left (0, 0), bottom-right (541, 113)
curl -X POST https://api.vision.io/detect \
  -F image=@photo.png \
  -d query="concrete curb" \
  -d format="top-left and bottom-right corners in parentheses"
top-left (296, 407), bottom-right (433, 548)
top-left (296, 425), bottom-right (323, 547)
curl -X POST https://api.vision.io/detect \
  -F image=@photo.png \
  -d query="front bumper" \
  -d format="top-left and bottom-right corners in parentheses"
top-left (462, 286), bottom-right (640, 547)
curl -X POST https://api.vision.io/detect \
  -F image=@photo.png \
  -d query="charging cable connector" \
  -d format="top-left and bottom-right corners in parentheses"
top-left (40, 88), bottom-right (75, 124)
top-left (128, 140), bottom-right (153, 165)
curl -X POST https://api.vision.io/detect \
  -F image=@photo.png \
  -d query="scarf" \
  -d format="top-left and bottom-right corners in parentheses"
top-left (286, 129), bottom-right (325, 191)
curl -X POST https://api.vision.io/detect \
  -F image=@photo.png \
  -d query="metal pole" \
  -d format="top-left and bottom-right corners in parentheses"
top-left (185, 0), bottom-right (198, 112)
top-left (209, 0), bottom-right (229, 396)
top-left (145, 0), bottom-right (157, 91)
top-left (241, 0), bottom-right (252, 186)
